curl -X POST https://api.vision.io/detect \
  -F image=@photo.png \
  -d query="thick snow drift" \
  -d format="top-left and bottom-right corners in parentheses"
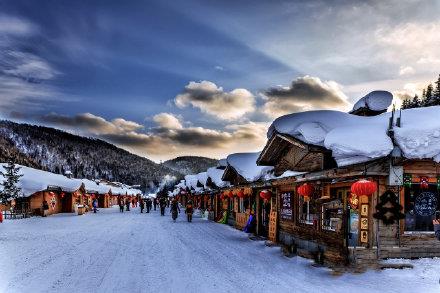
top-left (352, 90), bottom-right (393, 112)
top-left (0, 164), bottom-right (82, 197)
top-left (207, 167), bottom-right (230, 188)
top-left (226, 152), bottom-right (273, 182)
top-left (268, 106), bottom-right (440, 166)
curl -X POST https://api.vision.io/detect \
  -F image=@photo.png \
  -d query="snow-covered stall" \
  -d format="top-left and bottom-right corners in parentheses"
top-left (0, 164), bottom-right (84, 216)
top-left (257, 98), bottom-right (440, 265)
top-left (220, 152), bottom-right (274, 230)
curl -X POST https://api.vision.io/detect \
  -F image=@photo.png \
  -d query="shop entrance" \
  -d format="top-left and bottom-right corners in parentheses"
top-left (61, 193), bottom-right (73, 213)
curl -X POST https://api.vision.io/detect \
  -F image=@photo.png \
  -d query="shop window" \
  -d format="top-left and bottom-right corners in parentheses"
top-left (321, 189), bottom-right (345, 232)
top-left (404, 185), bottom-right (439, 232)
top-left (298, 196), bottom-right (318, 225)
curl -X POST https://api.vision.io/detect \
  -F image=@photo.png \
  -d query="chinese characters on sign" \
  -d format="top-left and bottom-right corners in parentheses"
top-left (280, 192), bottom-right (293, 220)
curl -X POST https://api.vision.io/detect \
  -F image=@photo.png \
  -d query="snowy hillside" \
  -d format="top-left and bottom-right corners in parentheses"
top-left (163, 156), bottom-right (218, 175)
top-left (0, 120), bottom-right (180, 188)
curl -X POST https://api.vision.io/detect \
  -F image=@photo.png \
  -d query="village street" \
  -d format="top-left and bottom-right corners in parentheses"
top-left (0, 207), bottom-right (439, 293)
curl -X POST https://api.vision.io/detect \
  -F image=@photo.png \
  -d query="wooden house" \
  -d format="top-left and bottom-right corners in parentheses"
top-left (257, 100), bottom-right (440, 266)
top-left (222, 152), bottom-right (275, 235)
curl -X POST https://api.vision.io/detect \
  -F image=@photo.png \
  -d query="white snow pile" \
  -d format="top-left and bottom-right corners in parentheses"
top-left (217, 159), bottom-right (227, 168)
top-left (394, 106), bottom-right (440, 162)
top-left (226, 152), bottom-right (274, 182)
top-left (82, 179), bottom-right (111, 195)
top-left (184, 174), bottom-right (202, 192)
top-left (207, 167), bottom-right (230, 188)
top-left (268, 106), bottom-right (440, 166)
top-left (0, 164), bottom-right (83, 197)
top-left (351, 90), bottom-right (393, 112)
top-left (196, 172), bottom-right (209, 188)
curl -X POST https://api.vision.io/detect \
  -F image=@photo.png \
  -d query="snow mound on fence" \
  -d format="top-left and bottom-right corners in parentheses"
top-left (351, 90), bottom-right (393, 112)
top-left (268, 106), bottom-right (440, 166)
top-left (226, 152), bottom-right (273, 182)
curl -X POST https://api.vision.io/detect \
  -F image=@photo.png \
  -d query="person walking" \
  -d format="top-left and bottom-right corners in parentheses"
top-left (118, 198), bottom-right (124, 213)
top-left (92, 198), bottom-right (98, 213)
top-left (185, 200), bottom-right (194, 222)
top-left (159, 197), bottom-right (167, 216)
top-left (139, 198), bottom-right (145, 213)
top-left (42, 200), bottom-right (49, 217)
top-left (153, 198), bottom-right (157, 211)
top-left (170, 198), bottom-right (180, 222)
top-left (146, 198), bottom-right (152, 213)
top-left (125, 198), bottom-right (130, 211)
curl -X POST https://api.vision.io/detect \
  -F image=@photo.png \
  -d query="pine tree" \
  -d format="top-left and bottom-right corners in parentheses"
top-left (411, 94), bottom-right (420, 108)
top-left (424, 83), bottom-right (434, 106)
top-left (433, 74), bottom-right (440, 105)
top-left (0, 160), bottom-right (23, 204)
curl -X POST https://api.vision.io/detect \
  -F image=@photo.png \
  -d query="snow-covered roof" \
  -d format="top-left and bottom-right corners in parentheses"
top-left (268, 106), bottom-right (440, 166)
top-left (226, 152), bottom-right (274, 182)
top-left (184, 175), bottom-right (199, 189)
top-left (196, 172), bottom-right (208, 188)
top-left (217, 159), bottom-right (227, 168)
top-left (82, 179), bottom-right (111, 194)
top-left (0, 164), bottom-right (83, 197)
top-left (207, 167), bottom-right (230, 188)
top-left (352, 90), bottom-right (393, 112)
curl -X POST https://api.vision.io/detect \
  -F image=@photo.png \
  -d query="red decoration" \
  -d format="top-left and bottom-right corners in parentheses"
top-left (297, 183), bottom-right (315, 197)
top-left (237, 190), bottom-right (245, 198)
top-left (228, 191), bottom-right (234, 198)
top-left (351, 179), bottom-right (377, 196)
top-left (220, 193), bottom-right (226, 200)
top-left (420, 177), bottom-right (429, 189)
top-left (259, 190), bottom-right (272, 201)
top-left (60, 192), bottom-right (65, 198)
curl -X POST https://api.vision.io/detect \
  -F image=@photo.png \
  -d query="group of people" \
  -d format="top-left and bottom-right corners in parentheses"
top-left (117, 196), bottom-right (195, 223)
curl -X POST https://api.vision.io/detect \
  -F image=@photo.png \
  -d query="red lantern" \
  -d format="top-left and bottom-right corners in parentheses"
top-left (297, 183), bottom-right (315, 197)
top-left (228, 191), bottom-right (234, 198)
top-left (351, 179), bottom-right (377, 196)
top-left (237, 190), bottom-right (245, 198)
top-left (259, 190), bottom-right (272, 201)
top-left (420, 177), bottom-right (429, 189)
top-left (60, 192), bottom-right (65, 198)
top-left (220, 193), bottom-right (226, 200)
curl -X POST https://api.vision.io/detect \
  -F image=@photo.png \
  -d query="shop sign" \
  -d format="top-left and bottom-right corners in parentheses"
top-left (414, 192), bottom-right (438, 216)
top-left (280, 192), bottom-right (293, 220)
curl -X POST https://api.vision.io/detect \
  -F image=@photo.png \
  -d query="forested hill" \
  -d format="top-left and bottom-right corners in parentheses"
top-left (0, 120), bottom-right (181, 188)
top-left (163, 156), bottom-right (218, 175)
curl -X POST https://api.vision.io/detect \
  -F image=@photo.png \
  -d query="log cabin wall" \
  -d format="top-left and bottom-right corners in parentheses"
top-left (375, 160), bottom-right (440, 259)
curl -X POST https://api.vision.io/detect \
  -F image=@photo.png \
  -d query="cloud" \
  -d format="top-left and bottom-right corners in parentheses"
top-left (174, 80), bottom-right (255, 120)
top-left (38, 112), bottom-right (268, 161)
top-left (0, 14), bottom-right (62, 113)
top-left (152, 113), bottom-right (183, 130)
top-left (399, 66), bottom-right (415, 76)
top-left (0, 14), bottom-right (36, 35)
top-left (261, 75), bottom-right (351, 118)
top-left (40, 113), bottom-right (143, 135)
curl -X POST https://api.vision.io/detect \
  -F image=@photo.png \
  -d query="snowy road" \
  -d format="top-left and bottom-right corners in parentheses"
top-left (1, 207), bottom-right (439, 293)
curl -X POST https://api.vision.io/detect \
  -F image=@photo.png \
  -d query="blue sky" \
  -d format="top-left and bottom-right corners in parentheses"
top-left (1, 0), bottom-right (439, 161)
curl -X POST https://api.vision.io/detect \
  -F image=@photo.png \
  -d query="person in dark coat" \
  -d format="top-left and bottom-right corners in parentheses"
top-left (159, 197), bottom-right (167, 216)
top-left (42, 200), bottom-right (49, 217)
top-left (139, 198), bottom-right (145, 213)
top-left (146, 198), bottom-right (152, 213)
top-left (118, 198), bottom-right (124, 213)
top-left (170, 198), bottom-right (180, 222)
top-left (92, 199), bottom-right (98, 213)
top-left (185, 200), bottom-right (194, 222)
top-left (125, 198), bottom-right (130, 211)
top-left (153, 198), bottom-right (157, 211)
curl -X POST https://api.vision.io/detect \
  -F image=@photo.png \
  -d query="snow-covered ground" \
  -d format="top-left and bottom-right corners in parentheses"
top-left (1, 207), bottom-right (439, 293)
